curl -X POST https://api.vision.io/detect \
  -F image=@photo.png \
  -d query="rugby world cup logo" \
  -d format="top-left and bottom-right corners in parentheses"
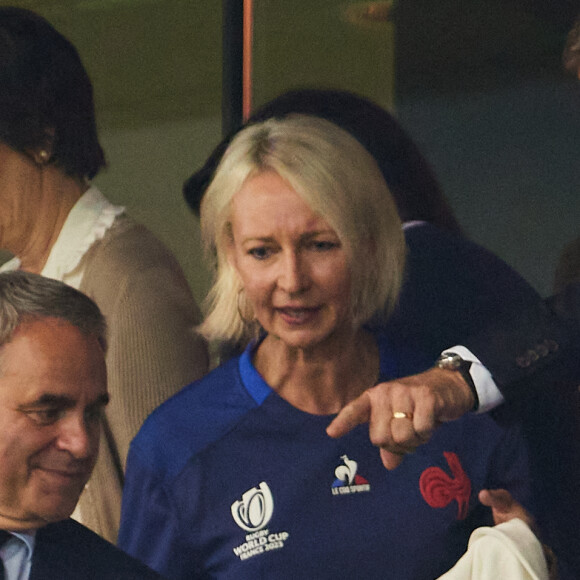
top-left (231, 481), bottom-right (274, 532)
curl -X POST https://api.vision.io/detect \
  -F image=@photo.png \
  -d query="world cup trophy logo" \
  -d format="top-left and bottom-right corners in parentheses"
top-left (231, 481), bottom-right (274, 532)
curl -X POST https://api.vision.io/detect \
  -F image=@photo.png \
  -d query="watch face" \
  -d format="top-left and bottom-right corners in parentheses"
top-left (438, 353), bottom-right (462, 369)
top-left (437, 353), bottom-right (478, 411)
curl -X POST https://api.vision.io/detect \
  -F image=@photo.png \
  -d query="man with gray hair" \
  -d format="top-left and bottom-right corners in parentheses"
top-left (0, 271), bottom-right (163, 579)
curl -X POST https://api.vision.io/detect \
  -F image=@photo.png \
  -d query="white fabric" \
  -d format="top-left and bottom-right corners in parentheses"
top-left (443, 346), bottom-right (505, 412)
top-left (438, 518), bottom-right (549, 580)
top-left (0, 186), bottom-right (124, 291)
top-left (0, 531), bottom-right (35, 580)
top-left (40, 186), bottom-right (125, 289)
top-left (0, 257), bottom-right (19, 273)
top-left (401, 220), bottom-right (427, 230)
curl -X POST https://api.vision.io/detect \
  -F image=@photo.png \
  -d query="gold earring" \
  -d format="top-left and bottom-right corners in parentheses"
top-left (237, 287), bottom-right (254, 325)
top-left (37, 150), bottom-right (50, 164)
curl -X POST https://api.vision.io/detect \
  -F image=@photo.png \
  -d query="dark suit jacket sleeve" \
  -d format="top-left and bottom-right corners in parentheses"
top-left (388, 224), bottom-right (550, 371)
top-left (462, 281), bottom-right (580, 402)
top-left (30, 519), bottom-right (167, 579)
top-left (388, 224), bottom-right (578, 402)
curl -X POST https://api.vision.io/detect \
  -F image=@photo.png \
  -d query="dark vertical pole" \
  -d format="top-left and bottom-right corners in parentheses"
top-left (242, 0), bottom-right (254, 120)
top-left (222, 0), bottom-right (244, 137)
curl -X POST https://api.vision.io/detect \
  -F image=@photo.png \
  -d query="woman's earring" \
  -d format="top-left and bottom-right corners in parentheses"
top-left (37, 150), bottom-right (50, 164)
top-left (237, 287), bottom-right (254, 325)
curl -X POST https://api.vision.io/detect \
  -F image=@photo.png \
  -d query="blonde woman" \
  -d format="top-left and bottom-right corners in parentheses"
top-left (119, 116), bottom-right (530, 580)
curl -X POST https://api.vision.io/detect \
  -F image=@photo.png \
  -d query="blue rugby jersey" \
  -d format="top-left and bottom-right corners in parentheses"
top-left (118, 334), bottom-right (530, 580)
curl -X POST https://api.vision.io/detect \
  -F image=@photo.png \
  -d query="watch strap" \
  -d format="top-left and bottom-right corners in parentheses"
top-left (436, 352), bottom-right (479, 411)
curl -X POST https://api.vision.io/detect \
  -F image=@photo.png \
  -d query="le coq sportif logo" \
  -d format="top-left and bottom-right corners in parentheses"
top-left (231, 481), bottom-right (274, 532)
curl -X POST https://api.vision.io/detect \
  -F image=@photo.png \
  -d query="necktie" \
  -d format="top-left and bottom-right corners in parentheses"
top-left (0, 530), bottom-right (12, 580)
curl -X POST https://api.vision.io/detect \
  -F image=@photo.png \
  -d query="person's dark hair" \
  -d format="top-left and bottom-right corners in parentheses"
top-left (184, 88), bottom-right (461, 234)
top-left (0, 7), bottom-right (105, 179)
top-left (0, 271), bottom-right (107, 352)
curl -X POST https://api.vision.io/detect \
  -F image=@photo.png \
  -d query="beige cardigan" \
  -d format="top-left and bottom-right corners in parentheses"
top-left (77, 215), bottom-right (208, 542)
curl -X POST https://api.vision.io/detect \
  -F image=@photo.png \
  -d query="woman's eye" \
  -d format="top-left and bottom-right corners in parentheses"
top-left (311, 240), bottom-right (339, 251)
top-left (248, 247), bottom-right (272, 260)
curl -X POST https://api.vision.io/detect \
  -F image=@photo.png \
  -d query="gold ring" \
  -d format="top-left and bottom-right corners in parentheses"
top-left (392, 411), bottom-right (413, 420)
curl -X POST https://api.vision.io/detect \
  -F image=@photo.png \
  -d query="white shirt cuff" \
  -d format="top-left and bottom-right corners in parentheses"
top-left (443, 346), bottom-right (505, 413)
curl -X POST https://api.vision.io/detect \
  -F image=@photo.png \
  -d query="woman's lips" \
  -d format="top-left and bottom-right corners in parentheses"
top-left (277, 307), bottom-right (320, 325)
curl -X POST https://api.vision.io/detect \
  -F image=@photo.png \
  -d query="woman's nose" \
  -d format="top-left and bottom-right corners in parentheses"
top-left (277, 251), bottom-right (308, 294)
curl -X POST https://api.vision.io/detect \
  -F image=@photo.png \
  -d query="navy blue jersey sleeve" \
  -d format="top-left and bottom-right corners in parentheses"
top-left (118, 358), bottom-right (257, 579)
top-left (118, 442), bottom-right (188, 579)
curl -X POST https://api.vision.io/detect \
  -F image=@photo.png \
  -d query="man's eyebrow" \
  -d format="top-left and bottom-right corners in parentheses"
top-left (20, 393), bottom-right (110, 408)
top-left (22, 394), bottom-right (76, 408)
top-left (93, 393), bottom-right (110, 408)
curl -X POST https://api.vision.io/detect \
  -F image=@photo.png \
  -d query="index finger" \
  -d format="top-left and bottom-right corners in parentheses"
top-left (326, 391), bottom-right (371, 438)
top-left (380, 448), bottom-right (405, 470)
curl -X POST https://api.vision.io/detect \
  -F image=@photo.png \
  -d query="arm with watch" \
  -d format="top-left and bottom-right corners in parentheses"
top-left (327, 287), bottom-right (579, 469)
top-left (326, 241), bottom-right (580, 577)
top-left (327, 224), bottom-right (580, 467)
top-left (326, 350), bottom-right (481, 470)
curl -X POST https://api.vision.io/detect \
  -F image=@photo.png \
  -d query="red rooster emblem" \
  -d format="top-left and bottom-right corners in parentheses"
top-left (419, 452), bottom-right (471, 520)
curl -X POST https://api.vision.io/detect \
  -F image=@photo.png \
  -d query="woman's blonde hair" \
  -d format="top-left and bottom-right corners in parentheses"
top-left (199, 115), bottom-right (405, 346)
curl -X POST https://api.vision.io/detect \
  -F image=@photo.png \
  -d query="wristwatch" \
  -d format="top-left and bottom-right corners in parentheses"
top-left (435, 352), bottom-right (479, 411)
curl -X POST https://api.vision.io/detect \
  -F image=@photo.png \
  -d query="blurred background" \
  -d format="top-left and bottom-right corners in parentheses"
top-left (1, 0), bottom-right (578, 302)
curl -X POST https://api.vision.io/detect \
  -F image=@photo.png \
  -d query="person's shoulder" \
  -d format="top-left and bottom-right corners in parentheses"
top-left (86, 214), bottom-right (183, 273)
top-left (129, 356), bottom-right (259, 481)
top-left (35, 519), bottom-right (166, 578)
top-left (404, 222), bottom-right (496, 260)
top-left (404, 222), bottom-right (530, 282)
top-left (79, 213), bottom-right (196, 311)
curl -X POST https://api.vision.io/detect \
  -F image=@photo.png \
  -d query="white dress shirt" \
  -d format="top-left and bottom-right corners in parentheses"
top-left (0, 532), bottom-right (35, 580)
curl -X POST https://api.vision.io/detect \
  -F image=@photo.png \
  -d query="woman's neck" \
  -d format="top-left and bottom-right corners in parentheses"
top-left (254, 329), bottom-right (379, 415)
top-left (15, 170), bottom-right (86, 274)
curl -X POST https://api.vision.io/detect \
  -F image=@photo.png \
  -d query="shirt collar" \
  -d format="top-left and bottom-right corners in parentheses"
top-left (0, 256), bottom-right (19, 273)
top-left (401, 220), bottom-right (427, 230)
top-left (238, 338), bottom-right (272, 405)
top-left (40, 185), bottom-right (125, 282)
top-left (1, 530), bottom-right (36, 564)
top-left (0, 187), bottom-right (124, 281)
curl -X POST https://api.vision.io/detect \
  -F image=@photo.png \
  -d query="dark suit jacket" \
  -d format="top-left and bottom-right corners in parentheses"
top-left (383, 223), bottom-right (579, 395)
top-left (384, 223), bottom-right (551, 371)
top-left (479, 284), bottom-right (580, 578)
top-left (29, 519), bottom-right (165, 579)
top-left (384, 223), bottom-right (579, 578)
top-left (463, 281), bottom-right (579, 401)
